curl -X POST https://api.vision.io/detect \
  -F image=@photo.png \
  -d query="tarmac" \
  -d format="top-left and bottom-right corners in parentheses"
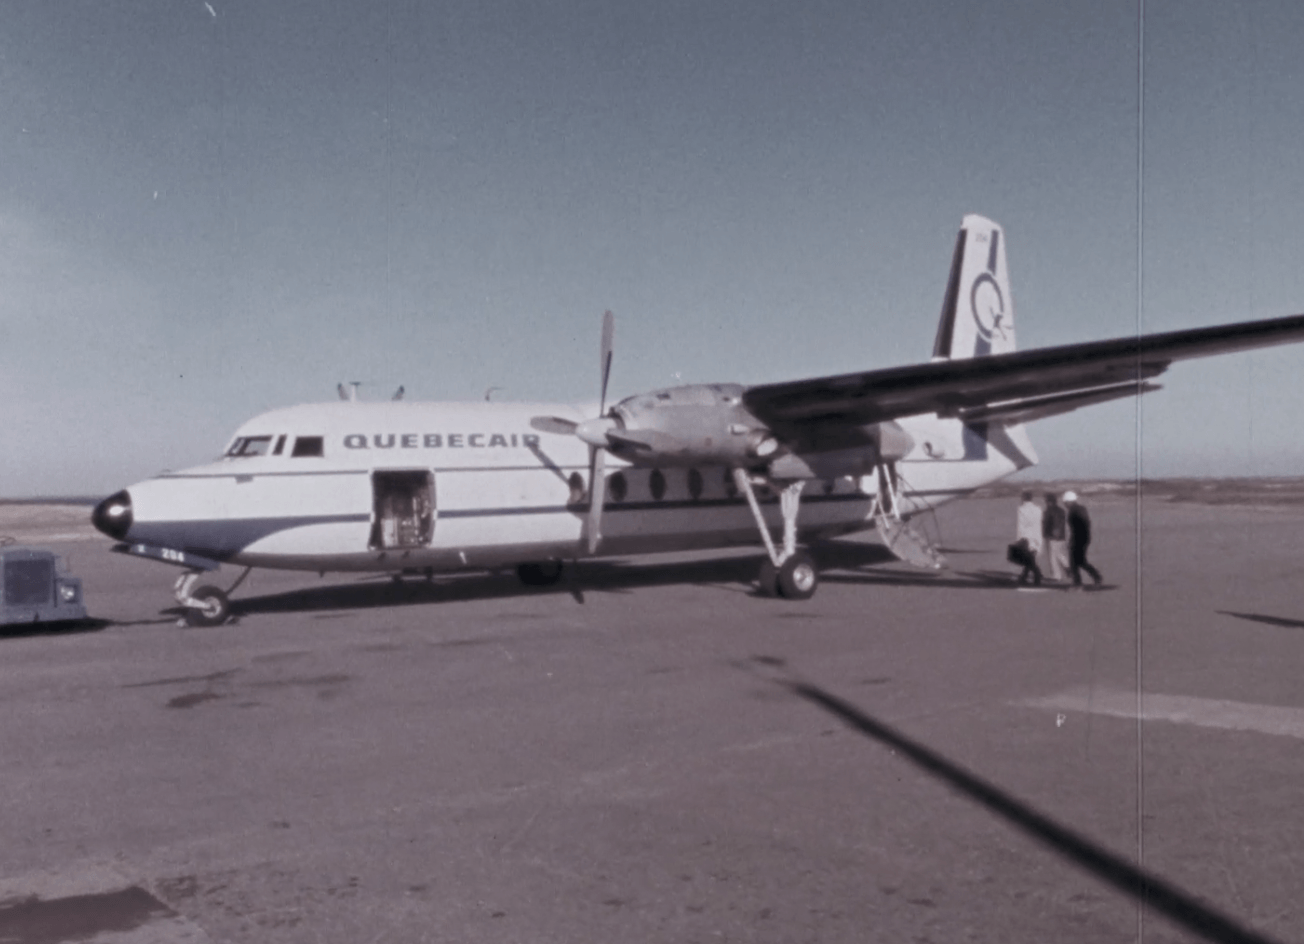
top-left (1, 494), bottom-right (1302, 943)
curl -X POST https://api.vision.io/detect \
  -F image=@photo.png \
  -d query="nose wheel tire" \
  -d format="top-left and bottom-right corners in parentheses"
top-left (184, 586), bottom-right (230, 627)
top-left (777, 552), bottom-right (818, 600)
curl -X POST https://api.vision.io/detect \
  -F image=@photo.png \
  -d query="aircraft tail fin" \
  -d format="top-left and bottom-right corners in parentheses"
top-left (931, 214), bottom-right (1017, 360)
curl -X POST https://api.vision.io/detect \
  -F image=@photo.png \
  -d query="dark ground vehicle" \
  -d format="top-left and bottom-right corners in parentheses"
top-left (0, 544), bottom-right (87, 626)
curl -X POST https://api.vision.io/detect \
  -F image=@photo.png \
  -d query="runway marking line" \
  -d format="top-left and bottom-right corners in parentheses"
top-left (1021, 686), bottom-right (1304, 740)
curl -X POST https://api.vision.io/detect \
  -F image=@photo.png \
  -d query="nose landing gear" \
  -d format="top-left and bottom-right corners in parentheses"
top-left (174, 567), bottom-right (250, 627)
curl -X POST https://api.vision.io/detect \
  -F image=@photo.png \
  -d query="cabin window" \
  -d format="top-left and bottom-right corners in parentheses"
top-left (292, 436), bottom-right (324, 458)
top-left (649, 469), bottom-right (666, 501)
top-left (226, 436), bottom-right (273, 458)
top-left (722, 467), bottom-right (738, 498)
top-left (567, 472), bottom-right (585, 505)
top-left (608, 472), bottom-right (628, 502)
top-left (687, 468), bottom-right (703, 500)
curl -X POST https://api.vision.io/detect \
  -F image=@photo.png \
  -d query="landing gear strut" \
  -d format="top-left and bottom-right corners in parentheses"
top-left (733, 469), bottom-right (818, 600)
top-left (174, 567), bottom-right (250, 627)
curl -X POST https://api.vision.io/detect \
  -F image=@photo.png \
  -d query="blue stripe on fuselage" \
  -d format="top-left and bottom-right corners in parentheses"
top-left (129, 513), bottom-right (371, 560)
top-left (126, 492), bottom-right (879, 558)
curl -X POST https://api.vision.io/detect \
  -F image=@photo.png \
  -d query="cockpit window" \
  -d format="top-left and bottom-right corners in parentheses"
top-left (226, 436), bottom-right (274, 457)
top-left (291, 436), bottom-right (324, 457)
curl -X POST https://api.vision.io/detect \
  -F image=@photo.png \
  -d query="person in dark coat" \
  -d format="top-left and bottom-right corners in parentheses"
top-left (1063, 491), bottom-right (1102, 588)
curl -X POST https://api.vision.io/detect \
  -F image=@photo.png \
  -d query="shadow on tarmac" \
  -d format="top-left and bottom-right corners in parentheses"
top-left (825, 566), bottom-right (1118, 593)
top-left (133, 541), bottom-right (1120, 622)
top-left (1217, 610), bottom-right (1304, 630)
top-left (0, 617), bottom-right (112, 640)
top-left (749, 658), bottom-right (1281, 944)
top-left (194, 541), bottom-right (905, 619)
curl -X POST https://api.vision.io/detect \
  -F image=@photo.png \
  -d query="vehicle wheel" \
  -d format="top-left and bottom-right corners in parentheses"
top-left (777, 552), bottom-right (818, 600)
top-left (184, 586), bottom-right (230, 627)
top-left (756, 559), bottom-right (779, 597)
top-left (516, 561), bottom-right (564, 587)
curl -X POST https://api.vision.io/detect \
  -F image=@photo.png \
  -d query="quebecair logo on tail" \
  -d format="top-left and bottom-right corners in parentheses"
top-left (968, 227), bottom-right (1011, 357)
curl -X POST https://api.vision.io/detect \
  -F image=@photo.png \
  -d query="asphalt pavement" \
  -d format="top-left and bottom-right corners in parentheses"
top-left (1, 496), bottom-right (1301, 944)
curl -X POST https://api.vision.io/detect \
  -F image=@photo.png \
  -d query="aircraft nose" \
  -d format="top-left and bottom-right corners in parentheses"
top-left (91, 490), bottom-right (133, 541)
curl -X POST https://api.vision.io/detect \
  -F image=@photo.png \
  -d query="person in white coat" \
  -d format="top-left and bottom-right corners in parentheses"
top-left (1012, 491), bottom-right (1044, 585)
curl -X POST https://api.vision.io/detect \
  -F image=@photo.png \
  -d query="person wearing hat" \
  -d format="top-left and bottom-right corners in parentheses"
top-left (1041, 492), bottom-right (1068, 581)
top-left (1064, 491), bottom-right (1102, 588)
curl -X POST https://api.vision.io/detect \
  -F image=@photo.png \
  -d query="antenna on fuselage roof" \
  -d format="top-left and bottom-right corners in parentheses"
top-left (392, 386), bottom-right (405, 401)
top-left (337, 382), bottom-right (362, 402)
top-left (485, 386), bottom-right (503, 401)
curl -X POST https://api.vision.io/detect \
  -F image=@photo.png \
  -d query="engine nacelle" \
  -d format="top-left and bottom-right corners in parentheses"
top-left (607, 383), bottom-right (779, 466)
top-left (765, 422), bottom-right (913, 479)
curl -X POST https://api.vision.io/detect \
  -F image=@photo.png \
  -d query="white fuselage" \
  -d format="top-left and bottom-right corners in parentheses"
top-left (107, 400), bottom-right (1035, 572)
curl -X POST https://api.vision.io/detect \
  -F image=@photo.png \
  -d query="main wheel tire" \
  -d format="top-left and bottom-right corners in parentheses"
top-left (777, 552), bottom-right (818, 600)
top-left (516, 561), bottom-right (565, 587)
top-left (184, 586), bottom-right (230, 627)
top-left (756, 559), bottom-right (779, 597)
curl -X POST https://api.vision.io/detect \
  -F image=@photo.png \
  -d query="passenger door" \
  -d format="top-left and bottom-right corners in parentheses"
top-left (369, 470), bottom-right (435, 550)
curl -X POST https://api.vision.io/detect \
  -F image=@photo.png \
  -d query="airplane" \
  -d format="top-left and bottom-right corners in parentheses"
top-left (91, 214), bottom-right (1304, 625)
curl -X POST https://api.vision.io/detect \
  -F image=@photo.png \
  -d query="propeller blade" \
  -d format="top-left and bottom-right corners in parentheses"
top-left (599, 310), bottom-right (614, 414)
top-left (530, 416), bottom-right (579, 435)
top-left (586, 446), bottom-right (607, 555)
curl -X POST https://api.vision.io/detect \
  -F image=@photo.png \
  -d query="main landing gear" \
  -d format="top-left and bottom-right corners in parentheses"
top-left (732, 468), bottom-right (818, 600)
top-left (174, 567), bottom-right (251, 627)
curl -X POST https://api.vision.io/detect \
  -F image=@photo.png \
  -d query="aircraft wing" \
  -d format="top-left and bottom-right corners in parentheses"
top-left (742, 312), bottom-right (1304, 428)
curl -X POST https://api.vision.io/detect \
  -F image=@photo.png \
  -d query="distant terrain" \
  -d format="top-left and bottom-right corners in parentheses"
top-left (0, 501), bottom-right (101, 543)
top-left (978, 477), bottom-right (1304, 506)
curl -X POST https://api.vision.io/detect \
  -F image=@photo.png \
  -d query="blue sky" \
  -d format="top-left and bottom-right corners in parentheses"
top-left (3, 0), bottom-right (1303, 496)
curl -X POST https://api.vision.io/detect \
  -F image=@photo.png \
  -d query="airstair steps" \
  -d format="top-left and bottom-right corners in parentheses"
top-left (875, 513), bottom-right (947, 570)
